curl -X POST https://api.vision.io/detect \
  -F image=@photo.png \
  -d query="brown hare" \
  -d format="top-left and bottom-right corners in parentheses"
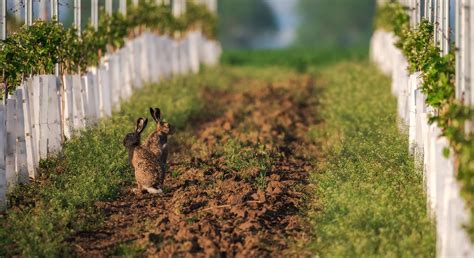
top-left (143, 107), bottom-right (174, 186)
top-left (123, 118), bottom-right (163, 194)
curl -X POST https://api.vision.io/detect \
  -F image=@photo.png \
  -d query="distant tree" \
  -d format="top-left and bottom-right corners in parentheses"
top-left (295, 0), bottom-right (376, 48)
top-left (218, 0), bottom-right (277, 49)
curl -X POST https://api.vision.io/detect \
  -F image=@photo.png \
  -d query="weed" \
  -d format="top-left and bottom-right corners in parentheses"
top-left (224, 140), bottom-right (272, 172)
top-left (186, 215), bottom-right (199, 224)
top-left (171, 170), bottom-right (180, 178)
top-left (254, 172), bottom-right (268, 190)
top-left (222, 139), bottom-right (273, 189)
top-left (110, 243), bottom-right (145, 257)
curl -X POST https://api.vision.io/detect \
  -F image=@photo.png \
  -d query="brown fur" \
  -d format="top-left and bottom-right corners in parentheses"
top-left (123, 118), bottom-right (164, 192)
top-left (143, 108), bottom-right (174, 185)
top-left (131, 146), bottom-right (162, 189)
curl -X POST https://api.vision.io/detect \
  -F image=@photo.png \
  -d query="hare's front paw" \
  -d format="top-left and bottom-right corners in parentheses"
top-left (143, 187), bottom-right (163, 194)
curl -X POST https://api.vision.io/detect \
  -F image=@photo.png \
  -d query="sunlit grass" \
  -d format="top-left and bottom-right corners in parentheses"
top-left (222, 139), bottom-right (274, 189)
top-left (110, 243), bottom-right (145, 257)
top-left (221, 47), bottom-right (368, 71)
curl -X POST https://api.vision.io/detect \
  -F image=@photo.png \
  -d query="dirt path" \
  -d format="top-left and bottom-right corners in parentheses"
top-left (69, 75), bottom-right (319, 257)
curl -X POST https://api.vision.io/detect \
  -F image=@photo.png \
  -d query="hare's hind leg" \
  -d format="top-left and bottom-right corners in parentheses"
top-left (160, 163), bottom-right (167, 185)
top-left (143, 186), bottom-right (163, 194)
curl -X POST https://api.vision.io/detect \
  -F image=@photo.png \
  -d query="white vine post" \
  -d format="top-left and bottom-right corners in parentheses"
top-left (423, 0), bottom-right (428, 18)
top-left (50, 0), bottom-right (58, 19)
top-left (427, 0), bottom-right (433, 22)
top-left (50, 0), bottom-right (59, 76)
top-left (470, 1), bottom-right (474, 110)
top-left (408, 0), bottom-right (414, 27)
top-left (415, 0), bottom-right (420, 24)
top-left (74, 0), bottom-right (81, 34)
top-left (0, 0), bottom-right (5, 208)
top-left (435, 0), bottom-right (440, 45)
top-left (15, 88), bottom-right (27, 184)
top-left (442, 0), bottom-right (449, 55)
top-left (456, 0), bottom-right (463, 101)
top-left (1, 0), bottom-right (6, 40)
top-left (172, 0), bottom-right (186, 17)
top-left (25, 0), bottom-right (32, 26)
top-left (210, 0), bottom-right (217, 13)
top-left (0, 104), bottom-right (5, 211)
top-left (106, 0), bottom-right (113, 16)
top-left (458, 0), bottom-right (471, 108)
top-left (120, 0), bottom-right (127, 16)
top-left (92, 0), bottom-right (99, 30)
top-left (5, 97), bottom-right (16, 188)
top-left (39, 0), bottom-right (48, 20)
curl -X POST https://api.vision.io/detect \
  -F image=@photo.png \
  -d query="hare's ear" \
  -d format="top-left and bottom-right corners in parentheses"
top-left (135, 118), bottom-right (148, 134)
top-left (150, 107), bottom-right (161, 122)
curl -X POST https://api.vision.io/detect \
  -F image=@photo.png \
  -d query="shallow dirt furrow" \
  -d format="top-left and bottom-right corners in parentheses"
top-left (69, 75), bottom-right (318, 257)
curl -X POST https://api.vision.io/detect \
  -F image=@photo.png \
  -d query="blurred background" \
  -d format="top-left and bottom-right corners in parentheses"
top-left (218, 0), bottom-right (376, 50)
top-left (6, 0), bottom-right (376, 50)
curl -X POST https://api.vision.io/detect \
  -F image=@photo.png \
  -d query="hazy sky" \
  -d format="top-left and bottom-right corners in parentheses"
top-left (259, 0), bottom-right (300, 48)
top-left (266, 0), bottom-right (298, 47)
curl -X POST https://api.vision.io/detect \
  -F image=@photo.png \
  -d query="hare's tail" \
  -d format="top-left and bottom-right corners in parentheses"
top-left (143, 186), bottom-right (163, 194)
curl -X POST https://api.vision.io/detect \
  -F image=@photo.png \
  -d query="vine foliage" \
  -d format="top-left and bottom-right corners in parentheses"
top-left (0, 0), bottom-right (217, 92)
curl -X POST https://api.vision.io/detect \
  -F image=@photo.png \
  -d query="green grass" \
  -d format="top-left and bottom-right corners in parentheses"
top-left (221, 47), bottom-right (368, 72)
top-left (222, 140), bottom-right (273, 189)
top-left (110, 243), bottom-right (145, 257)
top-left (307, 61), bottom-right (436, 257)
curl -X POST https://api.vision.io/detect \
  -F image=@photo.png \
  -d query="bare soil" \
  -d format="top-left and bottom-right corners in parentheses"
top-left (69, 75), bottom-right (320, 257)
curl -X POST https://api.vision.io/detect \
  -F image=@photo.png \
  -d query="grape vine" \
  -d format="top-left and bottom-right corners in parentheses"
top-left (375, 2), bottom-right (474, 239)
top-left (0, 0), bottom-right (217, 92)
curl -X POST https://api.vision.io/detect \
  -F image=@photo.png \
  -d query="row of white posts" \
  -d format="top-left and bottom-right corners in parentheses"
top-left (371, 1), bottom-right (473, 257)
top-left (0, 30), bottom-right (222, 210)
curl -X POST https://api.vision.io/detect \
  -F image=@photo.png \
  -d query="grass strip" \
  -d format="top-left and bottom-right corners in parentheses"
top-left (307, 61), bottom-right (435, 257)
